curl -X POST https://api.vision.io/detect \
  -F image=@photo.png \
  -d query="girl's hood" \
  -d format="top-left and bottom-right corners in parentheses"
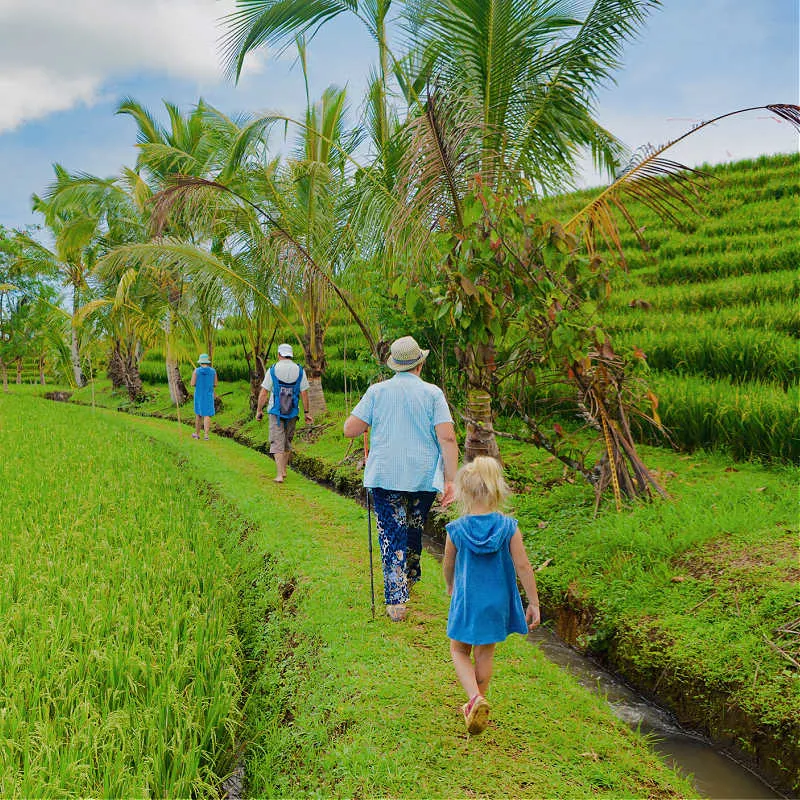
top-left (447, 513), bottom-right (515, 553)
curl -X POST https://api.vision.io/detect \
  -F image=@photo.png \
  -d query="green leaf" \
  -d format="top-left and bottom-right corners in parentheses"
top-left (405, 287), bottom-right (421, 316)
top-left (390, 276), bottom-right (406, 297)
top-left (462, 198), bottom-right (483, 229)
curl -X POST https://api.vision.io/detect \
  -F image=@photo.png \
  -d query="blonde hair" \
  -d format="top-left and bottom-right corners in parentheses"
top-left (455, 456), bottom-right (509, 514)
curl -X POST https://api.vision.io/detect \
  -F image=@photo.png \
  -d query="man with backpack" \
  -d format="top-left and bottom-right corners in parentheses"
top-left (256, 343), bottom-right (313, 483)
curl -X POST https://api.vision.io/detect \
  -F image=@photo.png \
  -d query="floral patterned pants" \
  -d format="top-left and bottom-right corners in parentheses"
top-left (370, 488), bottom-right (437, 605)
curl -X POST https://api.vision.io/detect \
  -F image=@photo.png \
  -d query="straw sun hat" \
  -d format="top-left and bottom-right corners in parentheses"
top-left (386, 336), bottom-right (429, 372)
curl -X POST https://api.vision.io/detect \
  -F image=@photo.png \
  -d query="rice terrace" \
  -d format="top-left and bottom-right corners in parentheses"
top-left (0, 1), bottom-right (798, 798)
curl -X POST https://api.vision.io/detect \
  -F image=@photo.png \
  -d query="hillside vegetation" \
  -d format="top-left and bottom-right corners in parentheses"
top-left (542, 152), bottom-right (799, 462)
top-left (127, 153), bottom-right (800, 464)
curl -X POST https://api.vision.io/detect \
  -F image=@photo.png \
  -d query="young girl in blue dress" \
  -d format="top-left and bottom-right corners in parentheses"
top-left (442, 456), bottom-right (541, 735)
top-left (190, 353), bottom-right (218, 440)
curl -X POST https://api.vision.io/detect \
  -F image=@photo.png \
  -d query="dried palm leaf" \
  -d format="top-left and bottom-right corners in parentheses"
top-left (566, 104), bottom-right (800, 265)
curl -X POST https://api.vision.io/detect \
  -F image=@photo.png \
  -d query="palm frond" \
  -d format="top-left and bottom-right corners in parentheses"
top-left (73, 298), bottom-right (112, 328)
top-left (389, 86), bottom-right (485, 262)
top-left (150, 176), bottom-right (380, 356)
top-left (220, 0), bottom-right (357, 80)
top-left (565, 104), bottom-right (800, 263)
top-left (117, 97), bottom-right (165, 145)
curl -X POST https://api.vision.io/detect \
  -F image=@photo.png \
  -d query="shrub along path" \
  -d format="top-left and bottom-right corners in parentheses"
top-left (6, 392), bottom-right (695, 797)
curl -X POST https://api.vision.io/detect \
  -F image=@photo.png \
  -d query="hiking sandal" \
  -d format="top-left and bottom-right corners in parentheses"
top-left (462, 694), bottom-right (490, 735)
top-left (385, 603), bottom-right (407, 622)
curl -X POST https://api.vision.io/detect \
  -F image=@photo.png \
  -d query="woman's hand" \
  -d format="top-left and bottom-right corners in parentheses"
top-left (526, 603), bottom-right (541, 630)
top-left (439, 480), bottom-right (455, 507)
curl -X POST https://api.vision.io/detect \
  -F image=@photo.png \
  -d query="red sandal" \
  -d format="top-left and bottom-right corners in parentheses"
top-left (462, 694), bottom-right (490, 735)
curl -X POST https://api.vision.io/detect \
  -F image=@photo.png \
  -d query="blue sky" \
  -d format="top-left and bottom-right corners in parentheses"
top-left (1, 0), bottom-right (797, 231)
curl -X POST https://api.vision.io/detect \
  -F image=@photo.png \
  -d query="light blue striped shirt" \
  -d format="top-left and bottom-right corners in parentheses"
top-left (351, 372), bottom-right (453, 492)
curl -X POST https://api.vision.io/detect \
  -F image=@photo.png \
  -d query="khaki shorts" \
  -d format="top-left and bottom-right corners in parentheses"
top-left (269, 415), bottom-right (297, 454)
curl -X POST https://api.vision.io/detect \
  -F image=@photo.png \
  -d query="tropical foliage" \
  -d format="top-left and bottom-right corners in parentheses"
top-left (5, 0), bottom-right (798, 494)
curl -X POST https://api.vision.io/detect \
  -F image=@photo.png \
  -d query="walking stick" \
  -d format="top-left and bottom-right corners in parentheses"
top-left (364, 432), bottom-right (375, 620)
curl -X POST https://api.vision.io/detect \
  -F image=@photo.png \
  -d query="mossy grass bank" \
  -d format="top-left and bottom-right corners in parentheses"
top-left (1, 391), bottom-right (695, 797)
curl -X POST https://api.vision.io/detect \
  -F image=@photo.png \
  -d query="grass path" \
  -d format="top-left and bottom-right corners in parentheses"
top-left (102, 405), bottom-right (695, 797)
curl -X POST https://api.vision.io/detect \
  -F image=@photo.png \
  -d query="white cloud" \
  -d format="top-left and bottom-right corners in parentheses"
top-left (0, 0), bottom-right (265, 132)
top-left (0, 68), bottom-right (101, 132)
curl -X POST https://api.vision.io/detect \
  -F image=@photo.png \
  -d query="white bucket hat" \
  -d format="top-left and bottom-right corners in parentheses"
top-left (386, 336), bottom-right (429, 372)
top-left (277, 343), bottom-right (294, 358)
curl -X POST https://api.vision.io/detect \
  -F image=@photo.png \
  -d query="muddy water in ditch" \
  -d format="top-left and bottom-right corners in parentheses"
top-left (422, 535), bottom-right (783, 799)
top-left (528, 626), bottom-right (782, 799)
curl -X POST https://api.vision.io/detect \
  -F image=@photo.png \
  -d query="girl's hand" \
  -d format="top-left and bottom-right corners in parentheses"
top-left (526, 603), bottom-right (541, 630)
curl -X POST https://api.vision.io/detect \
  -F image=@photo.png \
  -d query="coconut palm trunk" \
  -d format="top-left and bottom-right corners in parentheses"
top-left (306, 374), bottom-right (327, 417)
top-left (164, 311), bottom-right (188, 406)
top-left (70, 326), bottom-right (85, 387)
top-left (459, 341), bottom-right (501, 462)
top-left (70, 288), bottom-right (87, 387)
top-left (303, 321), bottom-right (327, 417)
top-left (124, 359), bottom-right (144, 402)
top-left (166, 354), bottom-right (188, 406)
top-left (108, 343), bottom-right (126, 391)
top-left (0, 358), bottom-right (7, 392)
top-left (249, 357), bottom-right (266, 414)
top-left (464, 386), bottom-right (501, 462)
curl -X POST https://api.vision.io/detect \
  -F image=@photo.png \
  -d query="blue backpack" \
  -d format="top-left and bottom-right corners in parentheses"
top-left (269, 365), bottom-right (304, 420)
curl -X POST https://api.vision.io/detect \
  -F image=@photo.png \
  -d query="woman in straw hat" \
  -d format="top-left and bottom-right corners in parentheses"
top-left (344, 335), bottom-right (459, 622)
top-left (191, 353), bottom-right (218, 440)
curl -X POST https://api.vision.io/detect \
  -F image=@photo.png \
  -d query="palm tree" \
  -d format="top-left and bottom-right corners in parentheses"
top-left (116, 98), bottom-right (240, 405)
top-left (108, 101), bottom-right (294, 411)
top-left (221, 0), bottom-right (659, 454)
top-left (267, 82), bottom-right (360, 415)
top-left (376, 0), bottom-right (655, 459)
top-left (13, 172), bottom-right (108, 387)
top-left (33, 165), bottom-right (166, 400)
top-left (145, 68), bottom-right (372, 417)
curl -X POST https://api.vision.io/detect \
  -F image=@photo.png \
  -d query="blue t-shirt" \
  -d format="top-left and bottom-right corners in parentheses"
top-left (350, 372), bottom-right (452, 492)
top-left (446, 512), bottom-right (528, 645)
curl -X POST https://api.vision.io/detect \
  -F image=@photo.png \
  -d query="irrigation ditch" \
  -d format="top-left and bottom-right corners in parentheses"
top-left (46, 391), bottom-right (795, 797)
top-left (218, 421), bottom-right (796, 798)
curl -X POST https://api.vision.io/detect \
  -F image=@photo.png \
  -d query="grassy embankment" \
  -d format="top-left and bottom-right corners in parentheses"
top-left (42, 373), bottom-right (800, 794)
top-left (1, 391), bottom-right (695, 797)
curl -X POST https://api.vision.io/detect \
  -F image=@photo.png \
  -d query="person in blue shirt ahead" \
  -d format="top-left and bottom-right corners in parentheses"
top-left (344, 335), bottom-right (458, 622)
top-left (190, 353), bottom-right (218, 440)
top-left (442, 456), bottom-right (541, 736)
